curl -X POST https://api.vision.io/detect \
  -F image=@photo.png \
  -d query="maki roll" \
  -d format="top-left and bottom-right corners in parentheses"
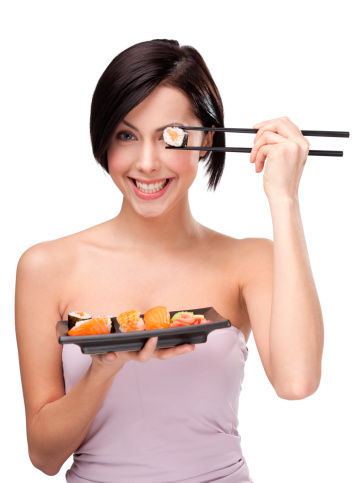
top-left (144, 306), bottom-right (171, 330)
top-left (68, 311), bottom-right (92, 330)
top-left (68, 316), bottom-right (113, 336)
top-left (117, 310), bottom-right (145, 332)
top-left (163, 126), bottom-right (188, 147)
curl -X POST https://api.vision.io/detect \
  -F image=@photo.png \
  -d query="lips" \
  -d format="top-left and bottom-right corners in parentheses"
top-left (134, 178), bottom-right (169, 193)
top-left (128, 177), bottom-right (173, 200)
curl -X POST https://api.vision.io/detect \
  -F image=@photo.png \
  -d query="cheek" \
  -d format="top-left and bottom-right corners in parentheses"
top-left (167, 151), bottom-right (200, 179)
top-left (107, 149), bottom-right (131, 177)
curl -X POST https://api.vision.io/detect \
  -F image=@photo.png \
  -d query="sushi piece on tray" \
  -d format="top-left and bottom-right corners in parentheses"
top-left (57, 307), bottom-right (231, 355)
top-left (68, 316), bottom-right (114, 336)
top-left (68, 311), bottom-right (92, 330)
top-left (144, 306), bottom-right (171, 330)
top-left (117, 310), bottom-right (145, 332)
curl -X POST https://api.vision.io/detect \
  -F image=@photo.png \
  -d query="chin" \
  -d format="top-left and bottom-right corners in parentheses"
top-left (132, 198), bottom-right (180, 220)
top-left (136, 207), bottom-right (168, 219)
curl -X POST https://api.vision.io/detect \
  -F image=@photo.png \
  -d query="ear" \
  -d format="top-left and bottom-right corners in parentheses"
top-left (199, 126), bottom-right (215, 158)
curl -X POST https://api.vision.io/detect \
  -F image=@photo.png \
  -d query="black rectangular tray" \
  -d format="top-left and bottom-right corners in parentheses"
top-left (57, 307), bottom-right (231, 354)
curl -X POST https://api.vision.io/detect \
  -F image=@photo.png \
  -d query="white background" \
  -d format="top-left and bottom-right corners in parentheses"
top-left (1, 1), bottom-right (354, 481)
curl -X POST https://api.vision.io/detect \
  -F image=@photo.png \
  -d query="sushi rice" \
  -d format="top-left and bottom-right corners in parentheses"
top-left (163, 126), bottom-right (188, 147)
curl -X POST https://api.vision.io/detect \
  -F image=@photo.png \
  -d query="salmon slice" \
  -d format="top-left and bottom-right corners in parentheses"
top-left (117, 310), bottom-right (145, 332)
top-left (68, 316), bottom-right (111, 336)
top-left (144, 306), bottom-right (171, 330)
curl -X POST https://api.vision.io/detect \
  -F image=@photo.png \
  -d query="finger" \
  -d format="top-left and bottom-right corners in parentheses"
top-left (153, 343), bottom-right (195, 360)
top-left (254, 115), bottom-right (300, 129)
top-left (253, 117), bottom-right (302, 144)
top-left (250, 131), bottom-right (286, 163)
top-left (136, 336), bottom-right (159, 363)
top-left (253, 116), bottom-right (291, 128)
top-left (254, 144), bottom-right (273, 173)
top-left (104, 352), bottom-right (118, 363)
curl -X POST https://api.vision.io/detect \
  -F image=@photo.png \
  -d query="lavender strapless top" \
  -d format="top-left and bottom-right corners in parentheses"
top-left (62, 326), bottom-right (253, 483)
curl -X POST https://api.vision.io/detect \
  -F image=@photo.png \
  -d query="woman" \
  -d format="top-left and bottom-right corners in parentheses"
top-left (15, 39), bottom-right (324, 483)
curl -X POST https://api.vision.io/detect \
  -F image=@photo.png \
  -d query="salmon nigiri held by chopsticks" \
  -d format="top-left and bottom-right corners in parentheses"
top-left (68, 316), bottom-right (113, 336)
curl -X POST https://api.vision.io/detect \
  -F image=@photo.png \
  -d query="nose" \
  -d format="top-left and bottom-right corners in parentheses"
top-left (135, 140), bottom-right (161, 173)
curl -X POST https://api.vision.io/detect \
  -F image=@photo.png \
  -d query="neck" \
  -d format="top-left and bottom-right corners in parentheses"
top-left (111, 194), bottom-right (200, 252)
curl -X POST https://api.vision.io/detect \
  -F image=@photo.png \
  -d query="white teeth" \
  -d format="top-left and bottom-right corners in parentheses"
top-left (135, 179), bottom-right (168, 193)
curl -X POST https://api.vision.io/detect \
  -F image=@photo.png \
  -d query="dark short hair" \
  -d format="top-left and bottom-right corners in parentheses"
top-left (90, 39), bottom-right (225, 190)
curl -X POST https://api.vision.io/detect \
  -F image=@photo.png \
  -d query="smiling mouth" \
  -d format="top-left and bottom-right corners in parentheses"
top-left (130, 178), bottom-right (170, 194)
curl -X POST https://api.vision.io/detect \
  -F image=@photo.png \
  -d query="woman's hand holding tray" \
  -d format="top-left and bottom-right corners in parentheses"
top-left (57, 307), bottom-right (231, 354)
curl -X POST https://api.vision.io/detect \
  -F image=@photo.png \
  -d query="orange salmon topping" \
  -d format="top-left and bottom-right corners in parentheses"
top-left (117, 310), bottom-right (144, 332)
top-left (144, 306), bottom-right (170, 330)
top-left (68, 316), bottom-right (110, 336)
top-left (167, 128), bottom-right (179, 142)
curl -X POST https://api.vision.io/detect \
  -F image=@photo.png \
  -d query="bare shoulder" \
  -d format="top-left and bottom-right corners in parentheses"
top-left (16, 238), bottom-right (74, 315)
top-left (221, 234), bottom-right (273, 297)
top-left (227, 236), bottom-right (274, 310)
top-left (198, 225), bottom-right (274, 303)
top-left (16, 220), bottom-right (116, 323)
top-left (199, 225), bottom-right (273, 272)
top-left (17, 221), bottom-right (110, 280)
top-left (237, 237), bottom-right (274, 281)
top-left (17, 237), bottom-right (70, 277)
top-left (15, 233), bottom-right (82, 340)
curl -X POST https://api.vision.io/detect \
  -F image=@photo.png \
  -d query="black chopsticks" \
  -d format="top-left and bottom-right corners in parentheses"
top-left (167, 146), bottom-right (343, 157)
top-left (165, 126), bottom-right (350, 157)
top-left (174, 127), bottom-right (350, 137)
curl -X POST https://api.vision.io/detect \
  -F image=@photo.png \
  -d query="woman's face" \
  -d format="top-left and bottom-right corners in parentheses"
top-left (107, 85), bottom-right (213, 219)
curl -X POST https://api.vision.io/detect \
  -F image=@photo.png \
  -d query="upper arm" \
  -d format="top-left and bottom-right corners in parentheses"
top-left (240, 238), bottom-right (274, 384)
top-left (15, 243), bottom-right (66, 434)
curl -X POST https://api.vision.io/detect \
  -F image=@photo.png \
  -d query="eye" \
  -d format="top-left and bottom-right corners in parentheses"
top-left (116, 131), bottom-right (136, 141)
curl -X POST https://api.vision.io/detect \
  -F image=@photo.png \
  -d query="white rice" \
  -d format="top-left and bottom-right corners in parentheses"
top-left (163, 126), bottom-right (188, 147)
top-left (69, 311), bottom-right (91, 320)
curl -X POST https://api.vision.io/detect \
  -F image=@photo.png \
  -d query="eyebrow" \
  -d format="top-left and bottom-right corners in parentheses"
top-left (121, 119), bottom-right (184, 133)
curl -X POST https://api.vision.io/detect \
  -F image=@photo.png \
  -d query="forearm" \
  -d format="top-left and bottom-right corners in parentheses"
top-left (268, 195), bottom-right (324, 399)
top-left (28, 362), bottom-right (120, 475)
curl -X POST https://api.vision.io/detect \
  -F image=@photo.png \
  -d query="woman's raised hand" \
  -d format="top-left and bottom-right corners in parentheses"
top-left (90, 338), bottom-right (195, 373)
top-left (250, 116), bottom-right (310, 201)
